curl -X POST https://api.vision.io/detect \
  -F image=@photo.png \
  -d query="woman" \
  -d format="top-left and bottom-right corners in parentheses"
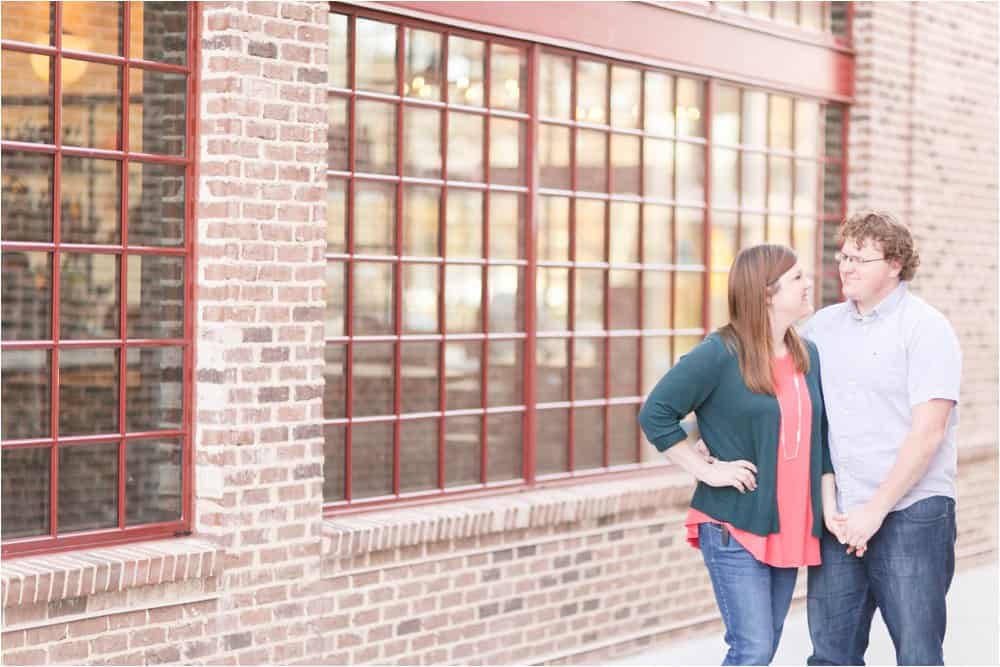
top-left (638, 245), bottom-right (838, 666)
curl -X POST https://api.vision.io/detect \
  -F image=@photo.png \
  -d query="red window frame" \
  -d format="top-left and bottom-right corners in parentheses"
top-left (1, 2), bottom-right (199, 558)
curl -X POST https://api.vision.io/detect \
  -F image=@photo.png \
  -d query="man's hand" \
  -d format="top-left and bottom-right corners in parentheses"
top-left (841, 503), bottom-right (887, 557)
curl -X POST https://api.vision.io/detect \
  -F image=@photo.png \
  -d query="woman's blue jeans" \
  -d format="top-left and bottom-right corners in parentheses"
top-left (698, 522), bottom-right (799, 665)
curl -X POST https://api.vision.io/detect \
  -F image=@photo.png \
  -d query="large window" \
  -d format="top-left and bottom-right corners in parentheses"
top-left (326, 6), bottom-right (847, 510)
top-left (1, 1), bottom-right (194, 556)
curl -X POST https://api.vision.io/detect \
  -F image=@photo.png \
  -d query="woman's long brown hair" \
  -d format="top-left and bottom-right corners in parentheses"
top-left (717, 244), bottom-right (809, 395)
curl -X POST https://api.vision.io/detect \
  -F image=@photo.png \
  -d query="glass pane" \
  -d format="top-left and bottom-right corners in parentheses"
top-left (576, 60), bottom-right (607, 125)
top-left (676, 78), bottom-right (705, 138)
top-left (325, 262), bottom-right (346, 338)
top-left (795, 160), bottom-right (819, 214)
top-left (446, 189), bottom-right (482, 258)
top-left (609, 202), bottom-right (640, 264)
top-left (404, 106), bottom-right (441, 178)
top-left (712, 211), bottom-right (739, 272)
top-left (128, 68), bottom-right (186, 155)
top-left (712, 148), bottom-right (739, 208)
top-left (129, 2), bottom-right (187, 65)
top-left (743, 90), bottom-right (767, 147)
top-left (354, 180), bottom-right (395, 255)
top-left (576, 199), bottom-right (605, 263)
top-left (488, 340), bottom-right (522, 407)
top-left (327, 177), bottom-right (347, 253)
top-left (63, 1), bottom-right (122, 54)
top-left (402, 263), bottom-right (438, 333)
top-left (539, 124), bottom-right (571, 190)
top-left (609, 270), bottom-right (639, 329)
top-left (487, 413), bottom-right (522, 482)
top-left (60, 253), bottom-right (119, 340)
top-left (574, 407), bottom-right (604, 470)
top-left (642, 205), bottom-right (672, 265)
top-left (127, 162), bottom-right (185, 247)
top-left (324, 344), bottom-right (346, 419)
top-left (61, 156), bottom-right (121, 244)
top-left (489, 193), bottom-right (523, 259)
top-left (323, 424), bottom-right (345, 501)
top-left (610, 66), bottom-right (641, 129)
top-left (710, 271), bottom-right (729, 330)
top-left (800, 1), bottom-right (824, 30)
top-left (401, 342), bottom-right (438, 413)
top-left (356, 18), bottom-right (397, 94)
top-left (59, 442), bottom-right (119, 533)
top-left (353, 262), bottom-right (394, 335)
top-left (676, 143), bottom-right (704, 203)
top-left (795, 99), bottom-right (820, 156)
top-left (63, 61), bottom-right (121, 149)
top-left (741, 213), bottom-right (766, 248)
top-left (59, 348), bottom-right (118, 436)
top-left (490, 118), bottom-right (524, 186)
top-left (1, 350), bottom-right (50, 440)
top-left (125, 438), bottom-right (181, 525)
top-left (400, 418), bottom-right (438, 492)
top-left (537, 268), bottom-right (569, 331)
top-left (769, 95), bottom-right (793, 150)
top-left (536, 408), bottom-right (568, 474)
top-left (675, 272), bottom-right (704, 329)
top-left (642, 271), bottom-right (671, 330)
top-left (775, 0), bottom-right (798, 24)
top-left (645, 71), bottom-right (675, 136)
top-left (2, 152), bottom-right (53, 242)
top-left (1, 447), bottom-right (50, 539)
top-left (1, 251), bottom-right (51, 341)
top-left (328, 95), bottom-right (349, 171)
top-left (576, 129), bottom-right (607, 192)
top-left (768, 215), bottom-right (792, 245)
top-left (448, 112), bottom-right (484, 182)
top-left (609, 337), bottom-right (639, 396)
top-left (445, 415), bottom-right (480, 488)
top-left (609, 404), bottom-right (639, 466)
top-left (575, 269), bottom-right (605, 331)
top-left (488, 266), bottom-right (522, 332)
top-left (402, 185), bottom-right (439, 256)
top-left (127, 255), bottom-right (184, 339)
top-left (713, 85), bottom-right (741, 146)
top-left (742, 151), bottom-right (766, 210)
top-left (1, 51), bottom-right (53, 143)
top-left (676, 208), bottom-right (704, 265)
top-left (445, 341), bottom-right (481, 410)
top-left (641, 336), bottom-right (670, 395)
top-left (674, 335), bottom-right (701, 365)
top-left (768, 156), bottom-right (793, 212)
top-left (611, 134), bottom-right (640, 195)
top-left (490, 44), bottom-right (526, 112)
top-left (539, 53), bottom-right (572, 119)
top-left (353, 343), bottom-right (395, 417)
top-left (643, 138), bottom-right (674, 200)
top-left (747, 2), bottom-right (771, 19)
top-left (538, 196), bottom-right (570, 262)
top-left (446, 265), bottom-right (482, 333)
top-left (404, 28), bottom-right (442, 100)
top-left (794, 217), bottom-right (818, 272)
top-left (1, 1), bottom-right (52, 44)
top-left (328, 12), bottom-right (349, 88)
top-left (537, 338), bottom-right (568, 403)
top-left (350, 421), bottom-right (394, 499)
top-left (448, 36), bottom-right (485, 106)
top-left (355, 100), bottom-right (396, 175)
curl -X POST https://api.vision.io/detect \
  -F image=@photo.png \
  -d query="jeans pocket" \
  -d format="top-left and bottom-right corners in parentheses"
top-left (899, 496), bottom-right (954, 523)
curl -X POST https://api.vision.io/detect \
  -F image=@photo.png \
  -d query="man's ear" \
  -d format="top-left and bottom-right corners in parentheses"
top-left (887, 258), bottom-right (902, 278)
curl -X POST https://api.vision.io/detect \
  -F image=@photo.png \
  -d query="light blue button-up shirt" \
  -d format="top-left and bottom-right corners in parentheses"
top-left (800, 282), bottom-right (961, 513)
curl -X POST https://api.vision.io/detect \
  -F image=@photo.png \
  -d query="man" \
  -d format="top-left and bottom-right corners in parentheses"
top-left (801, 210), bottom-right (962, 666)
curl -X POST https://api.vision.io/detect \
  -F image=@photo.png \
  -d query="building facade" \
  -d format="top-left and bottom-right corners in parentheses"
top-left (0, 1), bottom-right (996, 665)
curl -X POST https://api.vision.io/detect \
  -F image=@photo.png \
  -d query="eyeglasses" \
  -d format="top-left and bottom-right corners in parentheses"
top-left (834, 252), bottom-right (887, 266)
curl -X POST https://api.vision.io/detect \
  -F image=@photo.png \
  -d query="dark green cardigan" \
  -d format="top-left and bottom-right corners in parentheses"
top-left (638, 332), bottom-right (833, 538)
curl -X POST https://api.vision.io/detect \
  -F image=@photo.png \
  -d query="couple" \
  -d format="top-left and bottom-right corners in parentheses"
top-left (639, 211), bottom-right (961, 666)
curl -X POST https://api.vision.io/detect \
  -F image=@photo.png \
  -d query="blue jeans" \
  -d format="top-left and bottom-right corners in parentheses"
top-left (806, 495), bottom-right (957, 666)
top-left (699, 522), bottom-right (799, 665)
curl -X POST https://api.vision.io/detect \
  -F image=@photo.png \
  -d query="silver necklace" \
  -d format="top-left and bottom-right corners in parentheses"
top-left (780, 374), bottom-right (803, 461)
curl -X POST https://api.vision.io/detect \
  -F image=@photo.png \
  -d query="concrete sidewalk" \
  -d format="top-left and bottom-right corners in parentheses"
top-left (613, 563), bottom-right (998, 666)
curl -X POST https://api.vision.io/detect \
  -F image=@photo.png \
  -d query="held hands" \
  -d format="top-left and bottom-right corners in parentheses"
top-left (693, 438), bottom-right (757, 494)
top-left (838, 503), bottom-right (887, 558)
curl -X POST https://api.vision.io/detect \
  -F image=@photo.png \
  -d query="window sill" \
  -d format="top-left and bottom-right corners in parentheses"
top-left (0, 537), bottom-right (222, 630)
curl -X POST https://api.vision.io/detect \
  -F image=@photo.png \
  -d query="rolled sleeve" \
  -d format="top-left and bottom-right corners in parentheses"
top-left (907, 313), bottom-right (962, 407)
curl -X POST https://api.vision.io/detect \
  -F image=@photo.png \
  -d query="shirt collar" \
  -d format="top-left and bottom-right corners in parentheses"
top-left (847, 281), bottom-right (908, 321)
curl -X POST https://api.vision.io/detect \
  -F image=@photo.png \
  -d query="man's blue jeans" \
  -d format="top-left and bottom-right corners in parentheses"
top-left (698, 522), bottom-right (799, 665)
top-left (806, 495), bottom-right (957, 666)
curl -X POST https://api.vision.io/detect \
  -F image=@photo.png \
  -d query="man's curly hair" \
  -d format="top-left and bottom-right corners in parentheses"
top-left (837, 210), bottom-right (920, 281)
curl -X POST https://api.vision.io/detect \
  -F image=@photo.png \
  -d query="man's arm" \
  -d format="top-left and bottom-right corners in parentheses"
top-left (840, 399), bottom-right (955, 550)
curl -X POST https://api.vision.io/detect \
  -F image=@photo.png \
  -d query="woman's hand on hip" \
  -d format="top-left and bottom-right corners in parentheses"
top-left (697, 458), bottom-right (757, 493)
